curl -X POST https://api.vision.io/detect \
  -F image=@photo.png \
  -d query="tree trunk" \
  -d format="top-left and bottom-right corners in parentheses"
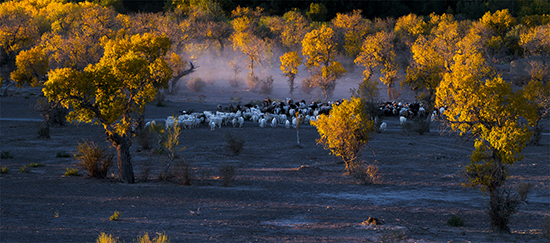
top-left (112, 134), bottom-right (134, 183)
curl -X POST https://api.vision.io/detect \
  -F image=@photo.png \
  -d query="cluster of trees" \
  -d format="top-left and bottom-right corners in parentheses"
top-left (96, 0), bottom-right (550, 21)
top-left (1, 0), bottom-right (548, 233)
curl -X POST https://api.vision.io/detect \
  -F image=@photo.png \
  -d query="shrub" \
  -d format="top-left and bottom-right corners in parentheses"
top-left (139, 157), bottom-right (153, 182)
top-left (136, 232), bottom-right (170, 243)
top-left (135, 127), bottom-right (157, 151)
top-left (175, 159), bottom-right (193, 186)
top-left (300, 77), bottom-right (315, 94)
top-left (219, 163), bottom-right (235, 187)
top-left (63, 168), bottom-right (81, 176)
top-left (109, 211), bottom-right (121, 221)
top-left (402, 116), bottom-right (431, 135)
top-left (350, 162), bottom-right (382, 185)
top-left (153, 92), bottom-right (166, 107)
top-left (447, 215), bottom-right (465, 226)
top-left (224, 132), bottom-right (245, 155)
top-left (487, 188), bottom-right (521, 233)
top-left (28, 162), bottom-right (45, 167)
top-left (1, 166), bottom-right (9, 174)
top-left (246, 75), bottom-right (260, 91)
top-left (516, 181), bottom-right (533, 202)
top-left (186, 77), bottom-right (207, 92)
top-left (259, 76), bottom-right (274, 94)
top-left (1, 151), bottom-right (13, 159)
top-left (542, 216), bottom-right (550, 241)
top-left (74, 141), bottom-right (114, 178)
top-left (56, 151), bottom-right (72, 158)
top-left (96, 232), bottom-right (118, 243)
top-left (19, 166), bottom-right (29, 173)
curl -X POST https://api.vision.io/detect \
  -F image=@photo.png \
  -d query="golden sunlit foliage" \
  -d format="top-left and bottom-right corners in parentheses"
top-left (311, 97), bottom-right (374, 174)
top-left (355, 31), bottom-right (398, 100)
top-left (302, 25), bottom-right (346, 100)
top-left (436, 27), bottom-right (538, 233)
top-left (230, 6), bottom-right (268, 86)
top-left (520, 23), bottom-right (550, 56)
top-left (279, 51), bottom-right (302, 95)
top-left (44, 33), bottom-right (173, 183)
top-left (331, 9), bottom-right (371, 58)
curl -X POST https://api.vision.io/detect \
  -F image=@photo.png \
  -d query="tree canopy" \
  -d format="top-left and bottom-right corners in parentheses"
top-left (43, 33), bottom-right (173, 183)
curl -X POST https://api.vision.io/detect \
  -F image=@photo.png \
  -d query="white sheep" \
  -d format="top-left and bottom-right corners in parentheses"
top-left (145, 120), bottom-right (156, 127)
top-left (379, 122), bottom-right (387, 132)
top-left (271, 118), bottom-right (277, 128)
top-left (399, 116), bottom-right (407, 125)
top-left (259, 118), bottom-right (266, 128)
top-left (231, 118), bottom-right (237, 127)
top-left (209, 121), bottom-right (216, 130)
top-left (238, 117), bottom-right (244, 128)
top-left (285, 120), bottom-right (290, 129)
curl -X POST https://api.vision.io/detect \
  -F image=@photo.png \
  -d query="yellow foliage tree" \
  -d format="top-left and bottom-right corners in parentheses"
top-left (230, 6), bottom-right (267, 90)
top-left (311, 97), bottom-right (374, 175)
top-left (331, 9), bottom-right (370, 58)
top-left (355, 31), bottom-right (399, 100)
top-left (301, 25), bottom-right (346, 100)
top-left (436, 28), bottom-right (538, 233)
top-left (279, 51), bottom-right (302, 95)
top-left (43, 33), bottom-right (173, 183)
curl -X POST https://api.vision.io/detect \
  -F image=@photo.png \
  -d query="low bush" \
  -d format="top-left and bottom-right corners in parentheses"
top-left (300, 77), bottom-right (315, 94)
top-left (516, 181), bottom-right (533, 202)
top-left (109, 211), bottom-right (121, 221)
top-left (56, 151), bottom-right (72, 158)
top-left (28, 162), bottom-right (45, 167)
top-left (19, 166), bottom-right (30, 173)
top-left (259, 76), bottom-right (274, 94)
top-left (225, 132), bottom-right (245, 155)
top-left (1, 166), bottom-right (9, 174)
top-left (447, 215), bottom-right (465, 226)
top-left (402, 116), bottom-right (431, 135)
top-left (136, 232), bottom-right (170, 243)
top-left (350, 162), bottom-right (382, 185)
top-left (175, 159), bottom-right (193, 186)
top-left (186, 77), bottom-right (207, 92)
top-left (96, 232), bottom-right (118, 243)
top-left (135, 127), bottom-right (158, 151)
top-left (219, 163), bottom-right (235, 187)
top-left (63, 168), bottom-right (81, 176)
top-left (96, 232), bottom-right (170, 243)
top-left (74, 141), bottom-right (114, 178)
top-left (246, 75), bottom-right (260, 91)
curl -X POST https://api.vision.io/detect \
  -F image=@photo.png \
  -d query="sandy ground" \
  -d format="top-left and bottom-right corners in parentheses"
top-left (0, 81), bottom-right (549, 242)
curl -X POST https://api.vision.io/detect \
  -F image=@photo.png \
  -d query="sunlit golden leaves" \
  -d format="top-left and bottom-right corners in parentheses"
top-left (520, 23), bottom-right (550, 56)
top-left (11, 47), bottom-right (48, 87)
top-left (331, 9), bottom-right (370, 58)
top-left (44, 33), bottom-right (172, 134)
top-left (302, 25), bottom-right (346, 99)
top-left (311, 97), bottom-right (374, 173)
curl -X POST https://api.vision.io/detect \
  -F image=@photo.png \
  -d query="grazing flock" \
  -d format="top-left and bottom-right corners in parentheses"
top-left (146, 99), bottom-right (444, 132)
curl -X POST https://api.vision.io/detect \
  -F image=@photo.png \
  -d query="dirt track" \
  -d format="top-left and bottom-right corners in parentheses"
top-left (1, 87), bottom-right (549, 242)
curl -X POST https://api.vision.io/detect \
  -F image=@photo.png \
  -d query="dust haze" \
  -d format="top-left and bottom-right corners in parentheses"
top-left (173, 48), bottom-right (415, 104)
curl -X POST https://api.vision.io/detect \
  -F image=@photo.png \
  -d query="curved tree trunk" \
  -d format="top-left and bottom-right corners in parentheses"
top-left (110, 133), bottom-right (134, 183)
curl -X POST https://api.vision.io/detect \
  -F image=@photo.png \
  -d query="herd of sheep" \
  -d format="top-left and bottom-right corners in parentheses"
top-left (146, 99), bottom-right (443, 132)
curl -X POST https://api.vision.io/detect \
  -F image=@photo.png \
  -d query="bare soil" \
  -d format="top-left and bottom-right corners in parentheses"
top-left (1, 84), bottom-right (549, 243)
